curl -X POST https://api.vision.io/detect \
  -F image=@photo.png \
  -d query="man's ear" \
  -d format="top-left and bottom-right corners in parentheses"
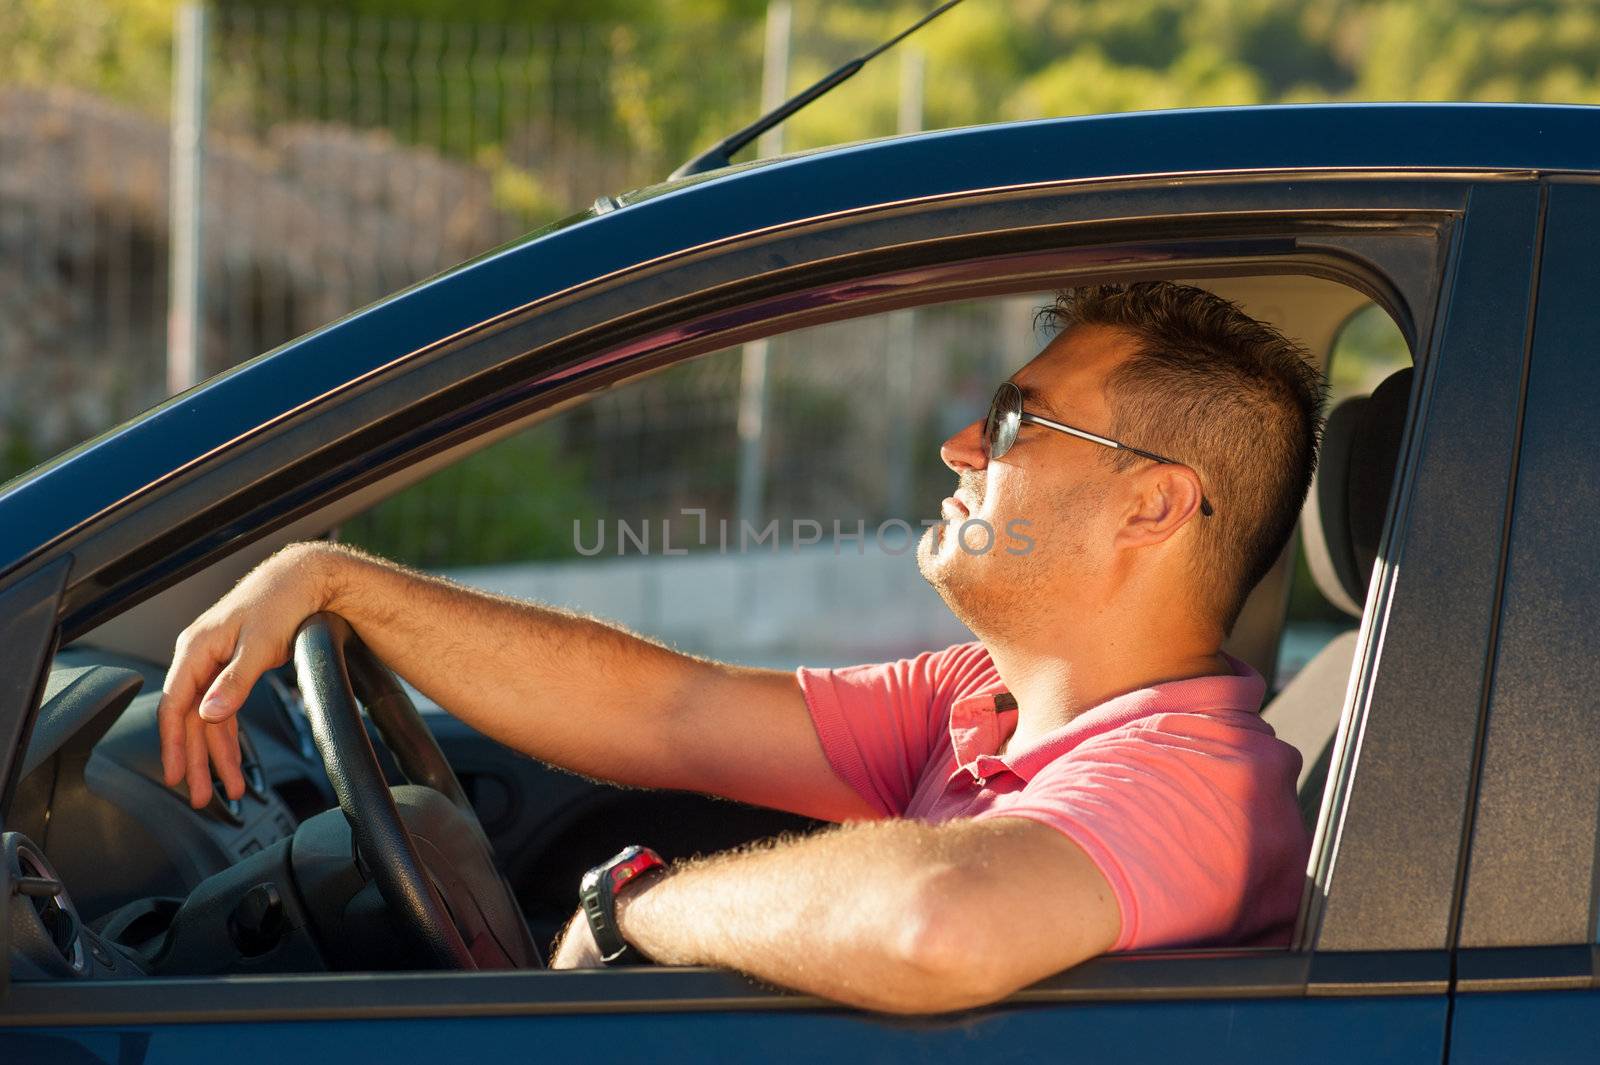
top-left (1114, 465), bottom-right (1207, 547)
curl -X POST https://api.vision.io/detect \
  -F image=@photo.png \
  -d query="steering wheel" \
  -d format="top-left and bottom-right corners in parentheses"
top-left (292, 613), bottom-right (541, 969)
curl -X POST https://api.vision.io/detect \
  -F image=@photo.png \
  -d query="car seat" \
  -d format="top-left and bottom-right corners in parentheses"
top-left (1261, 366), bottom-right (1412, 830)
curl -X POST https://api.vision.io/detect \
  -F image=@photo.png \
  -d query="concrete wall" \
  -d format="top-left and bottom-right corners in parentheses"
top-left (447, 549), bottom-right (1343, 685)
top-left (446, 543), bottom-right (975, 672)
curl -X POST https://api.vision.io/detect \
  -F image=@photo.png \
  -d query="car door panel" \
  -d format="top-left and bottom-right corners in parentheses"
top-left (16, 996), bottom-right (1451, 1065)
top-left (1448, 990), bottom-right (1600, 1065)
top-left (8, 952), bottom-right (1444, 1064)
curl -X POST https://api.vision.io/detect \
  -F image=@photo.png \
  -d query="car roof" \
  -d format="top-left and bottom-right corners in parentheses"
top-left (4, 102), bottom-right (1597, 574)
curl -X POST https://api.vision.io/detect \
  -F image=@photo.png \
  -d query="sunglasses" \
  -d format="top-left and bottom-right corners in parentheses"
top-left (982, 381), bottom-right (1215, 518)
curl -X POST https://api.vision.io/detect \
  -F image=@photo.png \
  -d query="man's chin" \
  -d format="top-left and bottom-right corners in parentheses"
top-left (917, 525), bottom-right (977, 616)
top-left (914, 522), bottom-right (948, 578)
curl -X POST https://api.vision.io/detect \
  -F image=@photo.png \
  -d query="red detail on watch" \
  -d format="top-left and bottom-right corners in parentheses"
top-left (581, 845), bottom-right (665, 965)
top-left (610, 852), bottom-right (658, 889)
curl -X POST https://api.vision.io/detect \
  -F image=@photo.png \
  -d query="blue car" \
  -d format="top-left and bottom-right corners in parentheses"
top-left (4, 103), bottom-right (1600, 1063)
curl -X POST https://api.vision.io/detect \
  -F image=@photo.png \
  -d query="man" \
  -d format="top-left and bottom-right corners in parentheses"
top-left (157, 281), bottom-right (1324, 1014)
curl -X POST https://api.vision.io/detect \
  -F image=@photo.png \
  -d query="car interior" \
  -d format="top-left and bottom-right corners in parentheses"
top-left (5, 270), bottom-right (1416, 987)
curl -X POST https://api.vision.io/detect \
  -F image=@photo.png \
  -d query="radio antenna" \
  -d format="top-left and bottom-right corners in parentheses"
top-left (670, 0), bottom-right (966, 179)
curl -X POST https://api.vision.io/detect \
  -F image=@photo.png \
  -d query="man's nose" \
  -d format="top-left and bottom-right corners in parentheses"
top-left (940, 417), bottom-right (988, 474)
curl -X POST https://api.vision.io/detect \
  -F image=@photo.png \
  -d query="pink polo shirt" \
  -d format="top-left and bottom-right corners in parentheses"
top-left (797, 642), bottom-right (1309, 952)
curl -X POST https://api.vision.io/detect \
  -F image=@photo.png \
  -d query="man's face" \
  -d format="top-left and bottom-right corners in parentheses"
top-left (916, 324), bottom-right (1140, 635)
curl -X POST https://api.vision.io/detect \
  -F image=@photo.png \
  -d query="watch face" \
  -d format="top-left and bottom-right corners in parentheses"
top-left (585, 846), bottom-right (661, 902)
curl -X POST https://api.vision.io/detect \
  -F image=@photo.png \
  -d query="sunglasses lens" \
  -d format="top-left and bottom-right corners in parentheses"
top-left (984, 384), bottom-right (1021, 458)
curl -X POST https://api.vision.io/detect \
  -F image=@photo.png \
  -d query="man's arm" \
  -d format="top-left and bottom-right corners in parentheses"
top-left (158, 541), bottom-right (873, 821)
top-left (551, 815), bottom-right (1121, 1014)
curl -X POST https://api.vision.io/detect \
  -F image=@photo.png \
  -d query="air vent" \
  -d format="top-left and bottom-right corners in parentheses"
top-left (20, 849), bottom-right (78, 961)
top-left (6, 832), bottom-right (86, 977)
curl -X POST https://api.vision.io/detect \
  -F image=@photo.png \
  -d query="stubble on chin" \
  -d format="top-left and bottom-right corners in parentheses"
top-left (917, 520), bottom-right (997, 636)
top-left (918, 471), bottom-right (990, 590)
top-left (917, 498), bottom-right (1083, 642)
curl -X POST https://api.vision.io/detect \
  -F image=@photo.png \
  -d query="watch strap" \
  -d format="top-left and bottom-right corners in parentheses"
top-left (580, 845), bottom-right (664, 965)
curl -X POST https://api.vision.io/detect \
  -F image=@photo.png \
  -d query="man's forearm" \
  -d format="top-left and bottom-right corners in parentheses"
top-left (165, 540), bottom-right (858, 817)
top-left (613, 819), bottom-right (1020, 1014)
top-left (307, 543), bottom-right (719, 790)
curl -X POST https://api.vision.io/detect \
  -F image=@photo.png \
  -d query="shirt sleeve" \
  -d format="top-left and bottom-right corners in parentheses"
top-left (975, 711), bottom-right (1308, 951)
top-left (796, 642), bottom-right (995, 817)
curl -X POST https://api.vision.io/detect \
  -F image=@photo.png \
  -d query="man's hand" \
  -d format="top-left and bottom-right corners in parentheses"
top-left (158, 542), bottom-right (341, 808)
top-left (549, 909), bottom-right (604, 969)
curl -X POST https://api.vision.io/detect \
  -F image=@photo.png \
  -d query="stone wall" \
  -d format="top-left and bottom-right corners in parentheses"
top-left (0, 85), bottom-right (518, 473)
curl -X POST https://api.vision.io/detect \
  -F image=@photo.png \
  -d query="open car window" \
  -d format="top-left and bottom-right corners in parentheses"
top-left (312, 278), bottom-right (1409, 957)
top-left (336, 281), bottom-right (1407, 685)
top-left (336, 295), bottom-right (1049, 671)
top-left (35, 275), bottom-right (1402, 973)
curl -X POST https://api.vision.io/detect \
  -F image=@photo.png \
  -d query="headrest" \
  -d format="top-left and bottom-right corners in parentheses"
top-left (1303, 367), bottom-right (1413, 617)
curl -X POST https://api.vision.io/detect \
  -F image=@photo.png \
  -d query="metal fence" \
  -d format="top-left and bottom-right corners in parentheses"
top-left (193, 8), bottom-right (771, 374)
top-left (2, 4), bottom-right (1033, 567)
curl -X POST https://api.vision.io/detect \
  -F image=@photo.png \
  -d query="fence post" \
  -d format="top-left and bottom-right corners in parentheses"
top-left (885, 46), bottom-right (925, 519)
top-left (736, 0), bottom-right (792, 534)
top-left (167, 3), bottom-right (209, 395)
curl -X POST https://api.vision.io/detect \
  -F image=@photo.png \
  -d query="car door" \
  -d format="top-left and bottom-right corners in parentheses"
top-left (1, 167), bottom-right (1533, 1061)
top-left (1444, 180), bottom-right (1600, 1065)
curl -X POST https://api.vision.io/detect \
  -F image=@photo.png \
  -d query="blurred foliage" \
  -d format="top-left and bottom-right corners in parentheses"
top-left (0, 414), bottom-right (41, 490)
top-left (10, 0), bottom-right (1600, 163)
top-left (339, 423), bottom-right (600, 567)
top-left (0, 0), bottom-right (1548, 567)
top-left (1327, 303), bottom-right (1412, 400)
top-left (8, 0), bottom-right (1600, 236)
top-left (0, 0), bottom-right (181, 112)
top-left (221, 0), bottom-right (768, 21)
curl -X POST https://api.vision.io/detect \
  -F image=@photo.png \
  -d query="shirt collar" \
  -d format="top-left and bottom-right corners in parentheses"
top-left (946, 652), bottom-right (1267, 783)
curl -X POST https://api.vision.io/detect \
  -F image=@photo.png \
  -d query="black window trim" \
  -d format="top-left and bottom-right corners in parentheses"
top-left (1305, 182), bottom-right (1541, 965)
top-left (1451, 178), bottom-right (1600, 993)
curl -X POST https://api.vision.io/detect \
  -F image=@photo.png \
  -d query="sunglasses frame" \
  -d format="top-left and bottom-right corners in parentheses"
top-left (983, 382), bottom-right (1215, 518)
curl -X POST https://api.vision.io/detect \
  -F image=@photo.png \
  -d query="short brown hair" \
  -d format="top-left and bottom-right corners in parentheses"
top-left (1041, 282), bottom-right (1326, 632)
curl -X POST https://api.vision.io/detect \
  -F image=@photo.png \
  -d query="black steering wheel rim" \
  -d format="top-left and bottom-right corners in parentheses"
top-left (292, 612), bottom-right (511, 970)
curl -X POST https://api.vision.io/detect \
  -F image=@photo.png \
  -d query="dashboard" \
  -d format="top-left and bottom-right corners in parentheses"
top-left (6, 641), bottom-right (824, 982)
top-left (6, 646), bottom-right (338, 980)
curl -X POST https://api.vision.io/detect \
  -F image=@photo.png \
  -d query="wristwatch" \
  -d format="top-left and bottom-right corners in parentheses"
top-left (579, 845), bottom-right (665, 965)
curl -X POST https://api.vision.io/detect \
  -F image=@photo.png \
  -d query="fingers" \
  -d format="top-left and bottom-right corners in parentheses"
top-left (199, 644), bottom-right (274, 725)
top-left (162, 623), bottom-right (272, 807)
top-left (208, 716), bottom-right (247, 803)
top-left (181, 686), bottom-right (248, 810)
top-left (185, 710), bottom-right (212, 809)
top-left (159, 628), bottom-right (230, 788)
top-left (159, 549), bottom-right (321, 806)
top-left (158, 683), bottom-right (192, 789)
